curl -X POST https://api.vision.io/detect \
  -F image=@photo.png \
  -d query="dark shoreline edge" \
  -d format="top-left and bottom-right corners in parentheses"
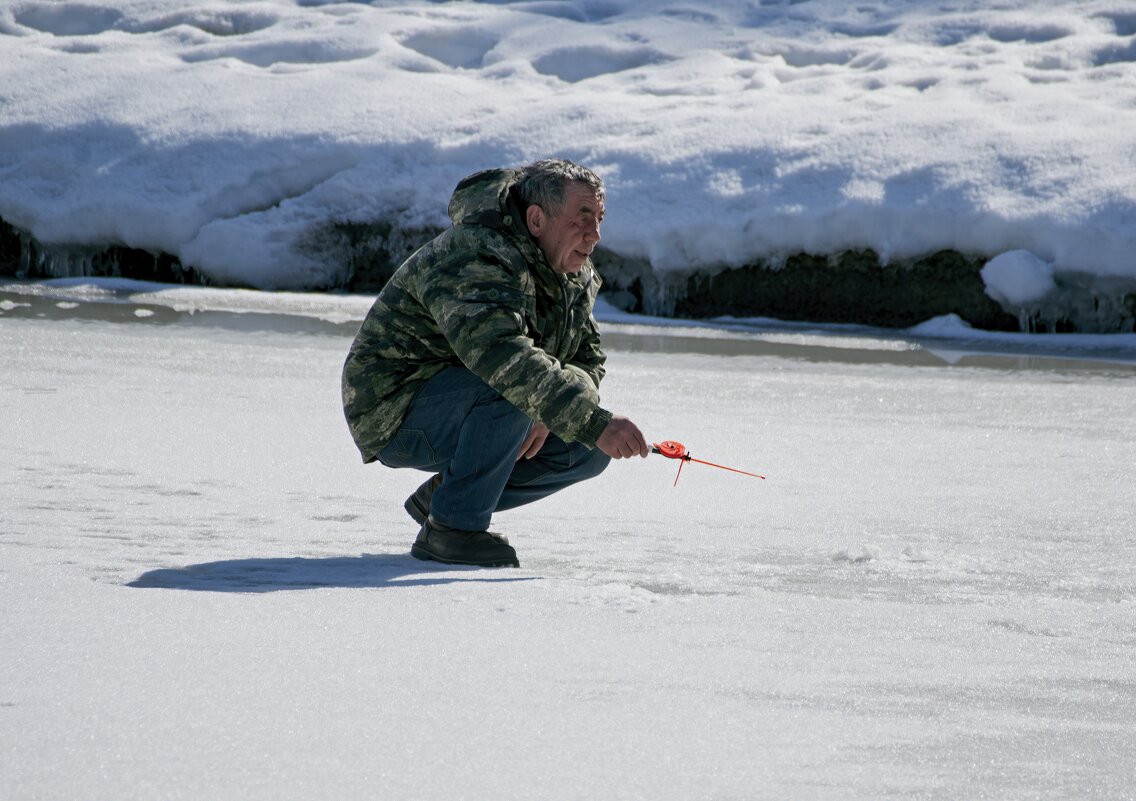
top-left (3, 216), bottom-right (1133, 335)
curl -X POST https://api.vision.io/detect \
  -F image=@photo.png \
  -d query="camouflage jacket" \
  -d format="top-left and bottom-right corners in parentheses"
top-left (342, 168), bottom-right (612, 463)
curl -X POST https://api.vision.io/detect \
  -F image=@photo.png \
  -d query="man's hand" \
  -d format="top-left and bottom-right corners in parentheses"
top-left (517, 421), bottom-right (551, 460)
top-left (596, 416), bottom-right (649, 459)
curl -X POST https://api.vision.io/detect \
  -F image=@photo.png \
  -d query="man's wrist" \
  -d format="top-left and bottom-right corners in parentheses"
top-left (580, 406), bottom-right (614, 447)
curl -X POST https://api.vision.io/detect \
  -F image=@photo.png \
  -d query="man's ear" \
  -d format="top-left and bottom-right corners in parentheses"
top-left (525, 204), bottom-right (545, 237)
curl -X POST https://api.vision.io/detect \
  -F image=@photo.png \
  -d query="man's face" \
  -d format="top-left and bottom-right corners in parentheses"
top-left (527, 182), bottom-right (605, 275)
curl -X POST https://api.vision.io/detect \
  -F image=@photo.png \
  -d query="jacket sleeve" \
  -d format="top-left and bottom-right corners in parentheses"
top-left (565, 310), bottom-right (606, 390)
top-left (418, 242), bottom-right (612, 447)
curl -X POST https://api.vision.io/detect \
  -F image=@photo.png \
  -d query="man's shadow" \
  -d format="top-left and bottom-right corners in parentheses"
top-left (127, 552), bottom-right (537, 593)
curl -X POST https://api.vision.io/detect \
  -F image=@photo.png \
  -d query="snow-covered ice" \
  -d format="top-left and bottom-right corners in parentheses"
top-left (2, 0), bottom-right (1136, 309)
top-left (3, 287), bottom-right (1135, 799)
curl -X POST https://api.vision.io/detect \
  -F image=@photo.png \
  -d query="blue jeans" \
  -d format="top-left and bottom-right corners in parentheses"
top-left (377, 366), bottom-right (610, 531)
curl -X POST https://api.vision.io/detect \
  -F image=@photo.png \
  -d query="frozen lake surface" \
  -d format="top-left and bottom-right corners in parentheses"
top-left (3, 289), bottom-right (1135, 799)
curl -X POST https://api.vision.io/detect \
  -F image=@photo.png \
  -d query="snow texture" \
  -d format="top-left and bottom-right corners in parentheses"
top-left (2, 284), bottom-right (1136, 799)
top-left (981, 249), bottom-right (1058, 306)
top-left (2, 0), bottom-right (1136, 296)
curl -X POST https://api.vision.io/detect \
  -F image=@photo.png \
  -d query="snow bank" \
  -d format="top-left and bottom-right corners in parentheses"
top-left (2, 0), bottom-right (1135, 304)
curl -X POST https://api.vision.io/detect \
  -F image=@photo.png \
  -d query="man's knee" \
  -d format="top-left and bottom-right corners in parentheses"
top-left (577, 446), bottom-right (611, 480)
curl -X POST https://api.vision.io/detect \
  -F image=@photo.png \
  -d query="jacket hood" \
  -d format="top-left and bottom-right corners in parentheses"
top-left (447, 167), bottom-right (528, 237)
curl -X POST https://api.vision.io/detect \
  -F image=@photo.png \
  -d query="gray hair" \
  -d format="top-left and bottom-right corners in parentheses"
top-left (516, 158), bottom-right (605, 217)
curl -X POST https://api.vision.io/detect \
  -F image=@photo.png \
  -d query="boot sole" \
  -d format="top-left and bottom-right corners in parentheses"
top-left (411, 542), bottom-right (520, 568)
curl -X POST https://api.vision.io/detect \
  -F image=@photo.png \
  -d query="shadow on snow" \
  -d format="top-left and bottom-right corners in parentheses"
top-left (127, 552), bottom-right (536, 593)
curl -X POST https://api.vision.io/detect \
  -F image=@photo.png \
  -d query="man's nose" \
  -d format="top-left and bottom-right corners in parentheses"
top-left (584, 219), bottom-right (601, 242)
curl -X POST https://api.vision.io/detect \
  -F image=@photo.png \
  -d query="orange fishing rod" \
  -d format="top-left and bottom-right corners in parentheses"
top-left (651, 440), bottom-right (766, 487)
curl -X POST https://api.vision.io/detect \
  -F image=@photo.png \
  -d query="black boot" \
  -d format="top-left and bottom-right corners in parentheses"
top-left (411, 517), bottom-right (520, 568)
top-left (404, 473), bottom-right (443, 524)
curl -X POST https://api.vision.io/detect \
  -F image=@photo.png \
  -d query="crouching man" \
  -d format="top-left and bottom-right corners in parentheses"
top-left (342, 159), bottom-right (648, 567)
